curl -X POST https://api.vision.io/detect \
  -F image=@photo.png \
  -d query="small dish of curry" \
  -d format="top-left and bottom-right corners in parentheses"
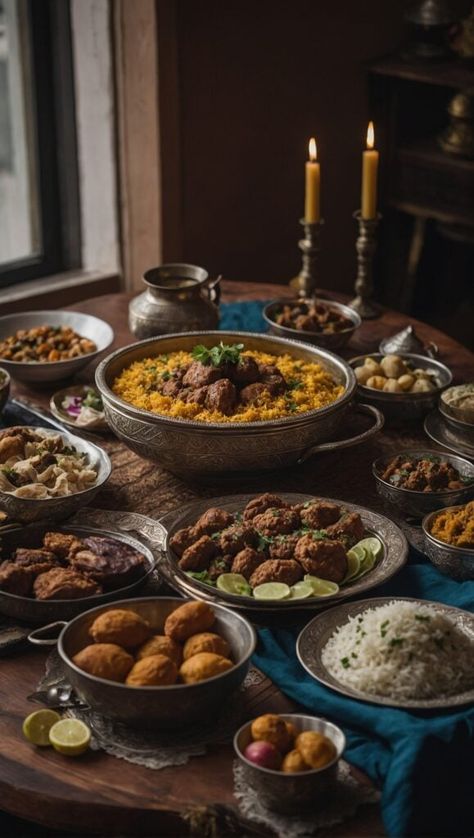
top-left (427, 501), bottom-right (474, 549)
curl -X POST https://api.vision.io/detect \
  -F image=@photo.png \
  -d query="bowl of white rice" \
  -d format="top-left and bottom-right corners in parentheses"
top-left (297, 597), bottom-right (474, 709)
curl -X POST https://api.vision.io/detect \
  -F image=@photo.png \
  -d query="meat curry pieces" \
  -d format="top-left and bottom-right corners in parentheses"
top-left (169, 493), bottom-right (365, 590)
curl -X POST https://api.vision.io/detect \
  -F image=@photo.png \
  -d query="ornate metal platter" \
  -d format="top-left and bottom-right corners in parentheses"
top-left (297, 596), bottom-right (474, 709)
top-left (424, 410), bottom-right (474, 460)
top-left (158, 493), bottom-right (408, 614)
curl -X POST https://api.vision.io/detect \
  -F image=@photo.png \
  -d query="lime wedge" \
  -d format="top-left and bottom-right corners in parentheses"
top-left (49, 719), bottom-right (91, 756)
top-left (343, 549), bottom-right (361, 583)
top-left (216, 573), bottom-right (252, 596)
top-left (304, 575), bottom-right (339, 597)
top-left (355, 537), bottom-right (383, 560)
top-left (23, 709), bottom-right (61, 747)
top-left (290, 580), bottom-right (314, 599)
top-left (253, 582), bottom-right (291, 600)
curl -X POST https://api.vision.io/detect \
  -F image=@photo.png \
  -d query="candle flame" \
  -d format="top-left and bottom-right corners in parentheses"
top-left (309, 137), bottom-right (317, 162)
top-left (366, 121), bottom-right (375, 149)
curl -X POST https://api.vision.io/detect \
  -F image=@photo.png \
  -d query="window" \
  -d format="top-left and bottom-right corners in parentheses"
top-left (0, 0), bottom-right (80, 288)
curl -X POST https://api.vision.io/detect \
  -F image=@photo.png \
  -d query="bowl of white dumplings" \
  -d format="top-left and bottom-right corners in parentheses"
top-left (0, 426), bottom-right (111, 523)
top-left (349, 353), bottom-right (452, 424)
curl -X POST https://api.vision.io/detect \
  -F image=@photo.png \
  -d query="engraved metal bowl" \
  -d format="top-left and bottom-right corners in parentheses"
top-left (30, 597), bottom-right (256, 728)
top-left (233, 713), bottom-right (345, 814)
top-left (0, 426), bottom-right (111, 523)
top-left (263, 298), bottom-right (361, 350)
top-left (0, 367), bottom-right (10, 415)
top-left (95, 331), bottom-right (383, 478)
top-left (0, 311), bottom-right (114, 383)
top-left (423, 506), bottom-right (474, 580)
top-left (349, 352), bottom-right (453, 423)
top-left (0, 524), bottom-right (157, 624)
top-left (373, 449), bottom-right (474, 519)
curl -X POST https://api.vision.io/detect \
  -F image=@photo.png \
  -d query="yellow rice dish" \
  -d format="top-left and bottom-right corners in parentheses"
top-left (112, 349), bottom-right (344, 424)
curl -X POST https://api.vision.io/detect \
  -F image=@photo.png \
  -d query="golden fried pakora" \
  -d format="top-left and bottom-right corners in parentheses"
top-left (136, 634), bottom-right (183, 666)
top-left (182, 632), bottom-right (230, 661)
top-left (164, 600), bottom-right (215, 642)
top-left (43, 531), bottom-right (84, 559)
top-left (126, 654), bottom-right (178, 686)
top-left (295, 731), bottom-right (336, 769)
top-left (281, 749), bottom-right (310, 773)
top-left (89, 608), bottom-right (151, 647)
top-left (179, 651), bottom-right (233, 684)
top-left (250, 713), bottom-right (293, 753)
top-left (72, 643), bottom-right (134, 682)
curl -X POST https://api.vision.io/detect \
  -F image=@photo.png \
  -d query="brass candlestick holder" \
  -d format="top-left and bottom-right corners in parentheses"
top-left (349, 210), bottom-right (381, 319)
top-left (290, 218), bottom-right (324, 298)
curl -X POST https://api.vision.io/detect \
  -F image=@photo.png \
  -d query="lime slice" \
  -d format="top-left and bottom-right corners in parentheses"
top-left (355, 537), bottom-right (383, 560)
top-left (253, 582), bottom-right (291, 600)
top-left (304, 575), bottom-right (339, 597)
top-left (290, 580), bottom-right (314, 599)
top-left (49, 719), bottom-right (91, 756)
top-left (216, 573), bottom-right (252, 596)
top-left (23, 709), bottom-right (61, 746)
top-left (343, 549), bottom-right (361, 583)
top-left (358, 548), bottom-right (376, 576)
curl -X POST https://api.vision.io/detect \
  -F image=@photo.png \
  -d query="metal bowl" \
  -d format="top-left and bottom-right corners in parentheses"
top-left (440, 384), bottom-right (474, 427)
top-left (422, 506), bottom-right (474, 580)
top-left (263, 298), bottom-right (361, 350)
top-left (31, 597), bottom-right (256, 728)
top-left (0, 524), bottom-right (157, 624)
top-left (0, 367), bottom-right (10, 415)
top-left (95, 331), bottom-right (383, 478)
top-left (439, 395), bottom-right (474, 436)
top-left (373, 449), bottom-right (474, 519)
top-left (0, 311), bottom-right (114, 383)
top-left (233, 713), bottom-right (345, 814)
top-left (0, 426), bottom-right (111, 523)
top-left (349, 352), bottom-right (453, 423)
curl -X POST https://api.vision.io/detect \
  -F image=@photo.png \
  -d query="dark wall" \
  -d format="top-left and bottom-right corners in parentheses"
top-left (175, 0), bottom-right (407, 291)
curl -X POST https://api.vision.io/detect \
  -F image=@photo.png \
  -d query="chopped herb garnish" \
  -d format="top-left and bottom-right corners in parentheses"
top-left (161, 371), bottom-right (171, 380)
top-left (157, 354), bottom-right (169, 362)
top-left (340, 657), bottom-right (351, 669)
top-left (186, 570), bottom-right (215, 586)
top-left (414, 614), bottom-right (430, 622)
top-left (287, 378), bottom-right (303, 391)
top-left (257, 534), bottom-right (274, 550)
top-left (191, 342), bottom-right (244, 367)
top-left (389, 637), bottom-right (404, 647)
top-left (351, 652), bottom-right (358, 659)
top-left (311, 529), bottom-right (328, 541)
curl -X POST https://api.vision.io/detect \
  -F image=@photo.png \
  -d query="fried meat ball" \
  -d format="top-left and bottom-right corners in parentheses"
top-left (33, 568), bottom-right (102, 600)
top-left (295, 731), bottom-right (336, 769)
top-left (0, 562), bottom-right (34, 596)
top-left (298, 501), bottom-right (341, 530)
top-left (192, 507), bottom-right (235, 537)
top-left (178, 535), bottom-right (217, 571)
top-left (294, 537), bottom-right (347, 583)
top-left (169, 526), bottom-right (196, 558)
top-left (252, 507), bottom-right (300, 537)
top-left (250, 714), bottom-right (293, 753)
top-left (231, 547), bottom-right (265, 579)
top-left (183, 631), bottom-right (230, 661)
top-left (249, 559), bottom-right (303, 588)
top-left (43, 531), bottom-right (84, 559)
top-left (126, 654), bottom-right (178, 686)
top-left (282, 749), bottom-right (310, 773)
top-left (219, 524), bottom-right (258, 556)
top-left (136, 634), bottom-right (183, 666)
top-left (72, 643), bottom-right (134, 682)
top-left (242, 493), bottom-right (288, 521)
top-left (326, 511), bottom-right (364, 545)
top-left (268, 534), bottom-right (299, 561)
top-left (89, 609), bottom-right (151, 647)
top-left (164, 600), bottom-right (215, 642)
top-left (179, 651), bottom-right (233, 684)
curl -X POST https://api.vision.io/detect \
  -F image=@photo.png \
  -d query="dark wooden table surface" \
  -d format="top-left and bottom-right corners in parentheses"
top-left (1, 281), bottom-right (473, 836)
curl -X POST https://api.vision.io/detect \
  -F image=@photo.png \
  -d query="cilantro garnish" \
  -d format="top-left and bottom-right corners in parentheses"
top-left (191, 342), bottom-right (244, 367)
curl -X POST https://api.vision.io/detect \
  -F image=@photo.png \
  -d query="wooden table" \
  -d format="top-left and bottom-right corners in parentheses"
top-left (1, 282), bottom-right (473, 836)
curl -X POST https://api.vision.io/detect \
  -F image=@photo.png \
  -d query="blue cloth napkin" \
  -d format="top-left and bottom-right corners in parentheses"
top-left (219, 300), bottom-right (269, 333)
top-left (252, 554), bottom-right (474, 837)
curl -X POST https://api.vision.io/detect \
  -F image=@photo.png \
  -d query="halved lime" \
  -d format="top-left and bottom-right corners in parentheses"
top-left (355, 537), bottom-right (383, 560)
top-left (49, 719), bottom-right (91, 756)
top-left (304, 575), bottom-right (339, 597)
top-left (290, 580), bottom-right (314, 599)
top-left (23, 709), bottom-right (61, 746)
top-left (343, 549), bottom-right (361, 583)
top-left (216, 573), bottom-right (252, 596)
top-left (253, 582), bottom-right (291, 600)
top-left (357, 548), bottom-right (376, 577)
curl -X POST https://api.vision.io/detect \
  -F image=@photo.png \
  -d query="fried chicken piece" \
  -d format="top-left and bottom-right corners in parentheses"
top-left (219, 524), bottom-right (258, 556)
top-left (33, 568), bottom-right (102, 600)
top-left (183, 632), bottom-right (230, 661)
top-left (325, 512), bottom-right (364, 546)
top-left (43, 532), bottom-right (84, 559)
top-left (242, 493), bottom-right (288, 521)
top-left (231, 547), bottom-right (265, 580)
top-left (72, 643), bottom-right (134, 682)
top-left (0, 562), bottom-right (34, 596)
top-left (249, 559), bottom-right (303, 588)
top-left (180, 652), bottom-right (233, 684)
top-left (126, 654), bottom-right (178, 686)
top-left (12, 548), bottom-right (59, 576)
top-left (89, 609), bottom-right (151, 647)
top-left (294, 536), bottom-right (347, 583)
top-left (169, 526), bottom-right (197, 557)
top-left (70, 536), bottom-right (146, 589)
top-left (165, 600), bottom-right (215, 642)
top-left (253, 507), bottom-right (300, 537)
top-left (298, 501), bottom-right (341, 530)
top-left (192, 507), bottom-right (235, 537)
top-left (268, 534), bottom-right (299, 561)
top-left (136, 634), bottom-right (183, 666)
top-left (178, 535), bottom-right (217, 571)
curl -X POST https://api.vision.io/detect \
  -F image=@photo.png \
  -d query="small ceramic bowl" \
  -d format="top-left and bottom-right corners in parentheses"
top-left (423, 505), bottom-right (474, 581)
top-left (0, 367), bottom-right (10, 416)
top-left (233, 713), bottom-right (345, 814)
top-left (263, 299), bottom-right (361, 350)
top-left (50, 385), bottom-right (109, 433)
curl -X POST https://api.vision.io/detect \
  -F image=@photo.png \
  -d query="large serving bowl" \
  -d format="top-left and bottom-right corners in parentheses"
top-left (95, 331), bottom-right (382, 478)
top-left (349, 352), bottom-right (452, 424)
top-left (263, 298), bottom-right (361, 350)
top-left (233, 713), bottom-right (345, 814)
top-left (422, 506), bottom-right (474, 581)
top-left (373, 449), bottom-right (474, 519)
top-left (0, 367), bottom-right (10, 415)
top-left (0, 311), bottom-right (114, 383)
top-left (31, 597), bottom-right (256, 728)
top-left (0, 426), bottom-right (111, 523)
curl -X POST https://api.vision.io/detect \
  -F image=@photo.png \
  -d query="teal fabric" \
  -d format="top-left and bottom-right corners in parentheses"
top-left (252, 558), bottom-right (474, 837)
top-left (219, 300), bottom-right (269, 333)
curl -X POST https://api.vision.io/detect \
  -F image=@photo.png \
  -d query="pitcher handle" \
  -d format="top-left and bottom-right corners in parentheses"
top-left (205, 274), bottom-right (222, 305)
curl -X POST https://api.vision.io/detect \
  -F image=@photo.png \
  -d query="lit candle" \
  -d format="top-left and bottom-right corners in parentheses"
top-left (305, 137), bottom-right (320, 223)
top-left (361, 121), bottom-right (379, 219)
